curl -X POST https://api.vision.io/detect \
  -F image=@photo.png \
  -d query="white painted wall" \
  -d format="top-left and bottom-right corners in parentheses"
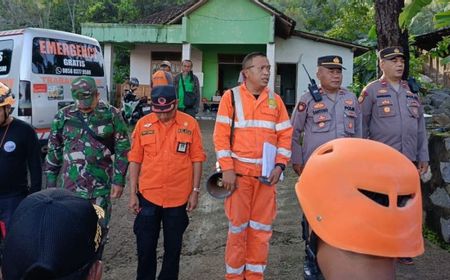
top-left (275, 36), bottom-right (355, 104)
top-left (130, 44), bottom-right (206, 86)
top-left (130, 45), bottom-right (151, 85)
top-left (130, 44), bottom-right (182, 86)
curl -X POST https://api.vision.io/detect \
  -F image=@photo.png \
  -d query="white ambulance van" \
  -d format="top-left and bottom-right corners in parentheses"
top-left (0, 28), bottom-right (108, 152)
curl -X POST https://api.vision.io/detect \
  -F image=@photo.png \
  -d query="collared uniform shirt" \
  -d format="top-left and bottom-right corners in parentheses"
top-left (128, 111), bottom-right (206, 207)
top-left (360, 79), bottom-right (429, 162)
top-left (213, 83), bottom-right (292, 177)
top-left (45, 101), bottom-right (130, 197)
top-left (291, 88), bottom-right (362, 165)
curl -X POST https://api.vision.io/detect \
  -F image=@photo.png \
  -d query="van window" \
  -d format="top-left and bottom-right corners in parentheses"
top-left (32, 37), bottom-right (104, 77)
top-left (0, 40), bottom-right (13, 75)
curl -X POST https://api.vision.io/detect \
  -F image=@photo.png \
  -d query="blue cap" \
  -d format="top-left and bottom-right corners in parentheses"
top-left (151, 85), bottom-right (177, 113)
top-left (2, 189), bottom-right (106, 279)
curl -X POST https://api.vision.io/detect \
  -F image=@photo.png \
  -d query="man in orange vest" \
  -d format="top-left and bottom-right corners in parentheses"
top-left (151, 60), bottom-right (174, 88)
top-left (128, 85), bottom-right (206, 280)
top-left (213, 52), bottom-right (293, 280)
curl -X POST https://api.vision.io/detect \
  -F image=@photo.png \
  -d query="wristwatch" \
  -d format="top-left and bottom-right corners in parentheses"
top-left (193, 187), bottom-right (200, 193)
top-left (275, 163), bottom-right (286, 171)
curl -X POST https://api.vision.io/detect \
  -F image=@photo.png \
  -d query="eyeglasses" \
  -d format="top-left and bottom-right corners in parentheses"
top-left (246, 65), bottom-right (271, 73)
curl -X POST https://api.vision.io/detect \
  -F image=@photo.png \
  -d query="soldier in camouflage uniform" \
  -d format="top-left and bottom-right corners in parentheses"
top-left (45, 76), bottom-right (130, 224)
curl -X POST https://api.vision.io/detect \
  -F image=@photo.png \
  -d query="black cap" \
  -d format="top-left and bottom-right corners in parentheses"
top-left (151, 85), bottom-right (177, 113)
top-left (317, 55), bottom-right (346, 70)
top-left (378, 46), bottom-right (405, 60)
top-left (2, 189), bottom-right (105, 280)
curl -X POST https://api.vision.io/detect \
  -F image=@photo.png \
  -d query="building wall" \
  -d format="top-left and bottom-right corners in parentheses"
top-left (130, 44), bottom-right (183, 86)
top-left (186, 0), bottom-right (273, 44)
top-left (275, 37), bottom-right (355, 103)
top-left (200, 44), bottom-right (265, 99)
top-left (128, 39), bottom-right (356, 103)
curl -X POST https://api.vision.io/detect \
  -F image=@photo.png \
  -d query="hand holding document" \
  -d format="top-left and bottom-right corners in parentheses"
top-left (259, 142), bottom-right (283, 185)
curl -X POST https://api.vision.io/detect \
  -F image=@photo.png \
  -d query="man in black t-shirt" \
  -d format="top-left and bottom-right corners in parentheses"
top-left (0, 82), bottom-right (41, 230)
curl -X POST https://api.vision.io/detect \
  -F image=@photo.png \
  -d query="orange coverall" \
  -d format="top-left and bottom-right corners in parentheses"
top-left (213, 83), bottom-right (292, 279)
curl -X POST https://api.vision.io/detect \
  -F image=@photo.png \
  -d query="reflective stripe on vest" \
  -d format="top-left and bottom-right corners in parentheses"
top-left (231, 153), bottom-right (263, 165)
top-left (232, 86), bottom-right (277, 130)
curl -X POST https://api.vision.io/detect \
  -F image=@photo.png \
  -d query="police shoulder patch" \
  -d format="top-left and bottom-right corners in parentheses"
top-left (358, 91), bottom-right (367, 103)
top-left (297, 102), bottom-right (306, 112)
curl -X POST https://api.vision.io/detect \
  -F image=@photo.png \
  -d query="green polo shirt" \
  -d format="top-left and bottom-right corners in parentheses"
top-left (178, 74), bottom-right (194, 109)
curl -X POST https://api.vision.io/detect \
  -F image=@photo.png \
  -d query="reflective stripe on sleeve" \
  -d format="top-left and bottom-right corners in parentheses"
top-left (249, 220), bottom-right (272, 232)
top-left (216, 115), bottom-right (232, 125)
top-left (216, 150), bottom-right (232, 159)
top-left (277, 147), bottom-right (292, 158)
top-left (276, 120), bottom-right (292, 131)
top-left (229, 222), bottom-right (249, 234)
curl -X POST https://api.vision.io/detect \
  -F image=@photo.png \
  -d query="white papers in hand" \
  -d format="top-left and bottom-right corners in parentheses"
top-left (261, 142), bottom-right (284, 182)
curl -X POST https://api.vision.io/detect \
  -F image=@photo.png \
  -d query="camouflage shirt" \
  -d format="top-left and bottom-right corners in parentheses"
top-left (45, 100), bottom-right (130, 198)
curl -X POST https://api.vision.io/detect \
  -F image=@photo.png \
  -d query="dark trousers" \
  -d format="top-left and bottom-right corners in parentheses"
top-left (0, 192), bottom-right (27, 231)
top-left (134, 195), bottom-right (189, 280)
top-left (181, 107), bottom-right (197, 118)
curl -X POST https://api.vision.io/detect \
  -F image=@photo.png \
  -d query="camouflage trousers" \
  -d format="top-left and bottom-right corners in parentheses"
top-left (75, 188), bottom-right (112, 225)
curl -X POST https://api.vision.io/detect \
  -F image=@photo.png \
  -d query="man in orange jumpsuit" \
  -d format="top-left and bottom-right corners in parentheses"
top-left (128, 85), bottom-right (206, 280)
top-left (213, 52), bottom-right (293, 280)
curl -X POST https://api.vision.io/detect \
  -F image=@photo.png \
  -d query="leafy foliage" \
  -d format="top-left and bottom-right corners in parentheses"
top-left (423, 226), bottom-right (450, 253)
top-left (401, 0), bottom-right (450, 31)
top-left (429, 35), bottom-right (450, 64)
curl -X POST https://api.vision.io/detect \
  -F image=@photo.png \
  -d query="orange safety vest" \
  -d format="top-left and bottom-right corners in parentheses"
top-left (151, 70), bottom-right (173, 87)
top-left (213, 84), bottom-right (292, 177)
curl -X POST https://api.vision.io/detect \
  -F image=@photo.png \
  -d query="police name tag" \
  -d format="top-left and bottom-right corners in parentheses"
top-left (177, 142), bottom-right (188, 153)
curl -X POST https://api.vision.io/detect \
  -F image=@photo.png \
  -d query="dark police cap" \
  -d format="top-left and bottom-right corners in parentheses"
top-left (2, 189), bottom-right (106, 280)
top-left (151, 85), bottom-right (177, 113)
top-left (378, 46), bottom-right (405, 60)
top-left (317, 55), bottom-right (346, 70)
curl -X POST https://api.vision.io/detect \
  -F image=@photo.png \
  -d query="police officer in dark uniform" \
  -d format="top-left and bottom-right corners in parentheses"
top-left (359, 46), bottom-right (429, 265)
top-left (291, 56), bottom-right (362, 279)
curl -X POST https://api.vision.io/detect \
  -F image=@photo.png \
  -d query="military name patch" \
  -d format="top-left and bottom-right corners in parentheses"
top-left (142, 130), bottom-right (155, 135)
top-left (178, 128), bottom-right (192, 135)
top-left (297, 102), bottom-right (306, 112)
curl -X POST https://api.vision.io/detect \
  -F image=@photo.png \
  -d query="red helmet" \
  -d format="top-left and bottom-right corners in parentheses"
top-left (296, 138), bottom-right (424, 258)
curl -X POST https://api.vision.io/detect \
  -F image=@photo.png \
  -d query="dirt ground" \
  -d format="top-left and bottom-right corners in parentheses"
top-left (103, 120), bottom-right (450, 280)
